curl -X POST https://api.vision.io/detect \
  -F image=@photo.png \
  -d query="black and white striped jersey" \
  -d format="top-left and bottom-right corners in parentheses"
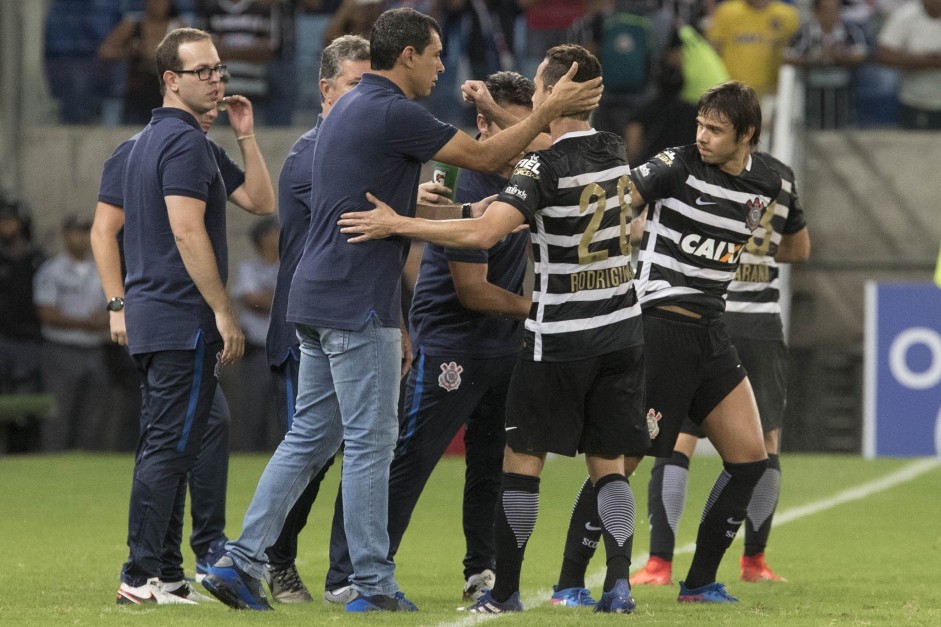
top-left (496, 129), bottom-right (643, 363)
top-left (631, 144), bottom-right (782, 319)
top-left (724, 152), bottom-right (807, 341)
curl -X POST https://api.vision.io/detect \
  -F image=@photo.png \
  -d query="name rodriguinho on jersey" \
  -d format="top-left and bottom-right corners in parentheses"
top-left (569, 263), bottom-right (634, 293)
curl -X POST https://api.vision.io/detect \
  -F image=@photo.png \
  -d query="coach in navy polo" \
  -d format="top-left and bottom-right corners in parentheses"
top-left (115, 28), bottom-right (246, 605)
top-left (209, 8), bottom-right (602, 613)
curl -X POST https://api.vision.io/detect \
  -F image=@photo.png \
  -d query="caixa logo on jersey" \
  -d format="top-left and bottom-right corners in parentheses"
top-left (680, 233), bottom-right (744, 265)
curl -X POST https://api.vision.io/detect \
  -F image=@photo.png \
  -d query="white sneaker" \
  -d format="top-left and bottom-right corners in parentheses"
top-left (116, 577), bottom-right (197, 605)
top-left (323, 585), bottom-right (355, 604)
top-left (161, 580), bottom-right (214, 603)
top-left (463, 569), bottom-right (496, 601)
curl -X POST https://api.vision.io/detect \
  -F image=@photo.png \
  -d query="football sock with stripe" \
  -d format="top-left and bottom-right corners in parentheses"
top-left (685, 459), bottom-right (767, 589)
top-left (595, 473), bottom-right (634, 592)
top-left (744, 453), bottom-right (781, 557)
top-left (492, 472), bottom-right (539, 603)
top-left (556, 476), bottom-right (599, 590)
top-left (648, 451), bottom-right (690, 562)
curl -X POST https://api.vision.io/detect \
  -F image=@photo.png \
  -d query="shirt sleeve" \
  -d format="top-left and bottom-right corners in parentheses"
top-left (159, 130), bottom-right (218, 201)
top-left (445, 247), bottom-right (488, 264)
top-left (782, 174), bottom-right (806, 235)
top-left (386, 98), bottom-right (458, 163)
top-left (630, 148), bottom-right (687, 204)
top-left (98, 139), bottom-right (135, 207)
top-left (210, 141), bottom-right (246, 197)
top-left (496, 153), bottom-right (551, 224)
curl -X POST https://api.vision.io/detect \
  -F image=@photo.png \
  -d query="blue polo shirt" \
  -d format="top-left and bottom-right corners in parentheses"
top-left (99, 133), bottom-right (244, 208)
top-left (287, 73), bottom-right (457, 330)
top-left (122, 107), bottom-right (233, 355)
top-left (408, 169), bottom-right (528, 358)
top-left (266, 117), bottom-right (321, 368)
top-left (98, 127), bottom-right (245, 282)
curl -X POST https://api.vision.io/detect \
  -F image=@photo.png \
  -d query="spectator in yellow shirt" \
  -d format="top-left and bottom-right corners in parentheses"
top-left (707, 0), bottom-right (800, 98)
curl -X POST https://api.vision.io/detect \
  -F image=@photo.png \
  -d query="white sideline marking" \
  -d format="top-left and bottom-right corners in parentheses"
top-left (438, 458), bottom-right (941, 625)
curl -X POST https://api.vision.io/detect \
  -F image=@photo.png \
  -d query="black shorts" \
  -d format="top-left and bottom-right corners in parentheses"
top-left (504, 345), bottom-right (648, 457)
top-left (644, 310), bottom-right (746, 457)
top-left (679, 336), bottom-right (787, 438)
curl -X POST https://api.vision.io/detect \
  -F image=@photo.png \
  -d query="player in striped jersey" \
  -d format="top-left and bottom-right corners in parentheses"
top-left (630, 152), bottom-right (810, 586)
top-left (339, 44), bottom-right (648, 614)
top-left (552, 81), bottom-right (785, 604)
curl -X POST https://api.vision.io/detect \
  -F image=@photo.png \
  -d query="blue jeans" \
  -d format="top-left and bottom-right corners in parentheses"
top-left (227, 316), bottom-right (402, 595)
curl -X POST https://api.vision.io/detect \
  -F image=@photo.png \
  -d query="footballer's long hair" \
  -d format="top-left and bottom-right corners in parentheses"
top-left (698, 81), bottom-right (762, 148)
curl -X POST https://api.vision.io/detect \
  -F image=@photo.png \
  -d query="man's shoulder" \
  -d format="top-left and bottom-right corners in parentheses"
top-left (746, 153), bottom-right (784, 191)
top-left (752, 151), bottom-right (794, 185)
top-left (644, 144), bottom-right (697, 171)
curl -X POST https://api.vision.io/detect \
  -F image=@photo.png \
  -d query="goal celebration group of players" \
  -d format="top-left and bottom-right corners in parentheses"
top-left (97, 5), bottom-right (809, 615)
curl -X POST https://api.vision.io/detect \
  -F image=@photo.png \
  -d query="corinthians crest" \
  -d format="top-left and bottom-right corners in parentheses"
top-left (745, 197), bottom-right (767, 232)
top-left (438, 361), bottom-right (464, 392)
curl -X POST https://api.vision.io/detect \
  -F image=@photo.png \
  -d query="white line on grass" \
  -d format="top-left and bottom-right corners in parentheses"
top-left (438, 457), bottom-right (941, 625)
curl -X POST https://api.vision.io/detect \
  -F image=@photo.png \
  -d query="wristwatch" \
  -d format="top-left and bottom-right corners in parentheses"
top-left (106, 296), bottom-right (125, 312)
top-left (461, 203), bottom-right (472, 219)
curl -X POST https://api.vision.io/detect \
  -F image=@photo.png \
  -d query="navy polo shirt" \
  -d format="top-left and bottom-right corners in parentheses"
top-left (99, 132), bottom-right (244, 208)
top-left (287, 73), bottom-right (457, 330)
top-left (122, 107), bottom-right (233, 355)
top-left (408, 169), bottom-right (528, 358)
top-left (266, 117), bottom-right (321, 368)
top-left (98, 127), bottom-right (245, 283)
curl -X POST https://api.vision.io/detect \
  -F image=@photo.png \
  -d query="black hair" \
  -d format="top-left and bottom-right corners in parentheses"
top-left (539, 44), bottom-right (601, 121)
top-left (697, 80), bottom-right (762, 148)
top-left (483, 71), bottom-right (534, 118)
top-left (369, 8), bottom-right (441, 71)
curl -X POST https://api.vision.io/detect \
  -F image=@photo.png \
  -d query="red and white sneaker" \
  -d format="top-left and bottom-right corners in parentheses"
top-left (116, 577), bottom-right (199, 605)
top-left (629, 556), bottom-right (673, 586)
top-left (740, 553), bottom-right (786, 582)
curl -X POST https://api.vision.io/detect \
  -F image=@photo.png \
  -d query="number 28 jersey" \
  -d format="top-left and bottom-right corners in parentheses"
top-left (496, 129), bottom-right (643, 363)
top-left (631, 144), bottom-right (782, 319)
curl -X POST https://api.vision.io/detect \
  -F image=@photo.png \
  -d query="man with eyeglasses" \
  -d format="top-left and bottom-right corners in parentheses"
top-left (112, 27), bottom-right (275, 605)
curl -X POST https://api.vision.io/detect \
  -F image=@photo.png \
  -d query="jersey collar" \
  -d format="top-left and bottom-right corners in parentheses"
top-left (150, 107), bottom-right (202, 131)
top-left (553, 128), bottom-right (598, 145)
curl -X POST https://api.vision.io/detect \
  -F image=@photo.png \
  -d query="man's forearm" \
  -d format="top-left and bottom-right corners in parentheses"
top-left (458, 283), bottom-right (531, 319)
top-left (474, 105), bottom-right (554, 171)
top-left (174, 228), bottom-right (235, 316)
top-left (237, 136), bottom-right (275, 215)
top-left (91, 232), bottom-right (125, 299)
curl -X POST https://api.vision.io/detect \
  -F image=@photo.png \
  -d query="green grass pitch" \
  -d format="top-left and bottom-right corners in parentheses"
top-left (1, 452), bottom-right (939, 625)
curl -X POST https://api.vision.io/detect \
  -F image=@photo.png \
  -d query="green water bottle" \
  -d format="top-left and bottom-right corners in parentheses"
top-left (431, 161), bottom-right (461, 201)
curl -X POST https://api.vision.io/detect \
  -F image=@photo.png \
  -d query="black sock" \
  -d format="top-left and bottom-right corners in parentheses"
top-left (744, 454), bottom-right (780, 557)
top-left (492, 472), bottom-right (539, 602)
top-left (556, 477), bottom-right (599, 590)
top-left (685, 459), bottom-right (767, 589)
top-left (595, 474), bottom-right (634, 592)
top-left (648, 452), bottom-right (690, 561)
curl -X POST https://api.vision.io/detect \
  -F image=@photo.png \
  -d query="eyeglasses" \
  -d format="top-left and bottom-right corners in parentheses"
top-left (172, 64), bottom-right (227, 81)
